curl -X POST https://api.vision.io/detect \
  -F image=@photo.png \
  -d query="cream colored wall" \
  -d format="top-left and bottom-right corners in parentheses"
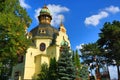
top-left (41, 55), bottom-right (49, 64)
top-left (34, 54), bottom-right (49, 77)
top-left (35, 38), bottom-right (52, 54)
top-left (47, 45), bottom-right (56, 59)
top-left (34, 55), bottom-right (40, 77)
top-left (56, 46), bottom-right (60, 60)
top-left (24, 39), bottom-right (51, 79)
top-left (23, 47), bottom-right (36, 79)
top-left (47, 45), bottom-right (60, 61)
top-left (56, 30), bottom-right (71, 60)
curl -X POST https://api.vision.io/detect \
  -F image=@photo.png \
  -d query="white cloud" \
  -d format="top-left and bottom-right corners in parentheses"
top-left (105, 5), bottom-right (120, 14)
top-left (34, 4), bottom-right (69, 27)
top-left (19, 0), bottom-right (31, 9)
top-left (35, 8), bottom-right (41, 22)
top-left (84, 5), bottom-right (120, 26)
top-left (76, 43), bottom-right (84, 50)
top-left (84, 11), bottom-right (109, 26)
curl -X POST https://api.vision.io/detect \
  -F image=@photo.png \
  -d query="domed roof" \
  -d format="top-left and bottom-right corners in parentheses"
top-left (30, 24), bottom-right (58, 39)
top-left (61, 39), bottom-right (68, 46)
top-left (40, 5), bottom-right (51, 15)
top-left (38, 5), bottom-right (52, 24)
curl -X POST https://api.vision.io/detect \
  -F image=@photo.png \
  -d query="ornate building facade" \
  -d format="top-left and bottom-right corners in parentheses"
top-left (11, 5), bottom-right (70, 80)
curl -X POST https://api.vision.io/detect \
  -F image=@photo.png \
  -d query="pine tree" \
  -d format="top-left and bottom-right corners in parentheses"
top-left (75, 50), bottom-right (81, 79)
top-left (37, 63), bottom-right (49, 80)
top-left (79, 65), bottom-right (89, 80)
top-left (74, 50), bottom-right (81, 68)
top-left (98, 21), bottom-right (120, 79)
top-left (72, 51), bottom-right (75, 64)
top-left (48, 57), bottom-right (58, 80)
top-left (57, 42), bottom-right (76, 80)
top-left (72, 50), bottom-right (81, 79)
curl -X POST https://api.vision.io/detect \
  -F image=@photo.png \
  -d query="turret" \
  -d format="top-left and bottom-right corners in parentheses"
top-left (38, 5), bottom-right (52, 24)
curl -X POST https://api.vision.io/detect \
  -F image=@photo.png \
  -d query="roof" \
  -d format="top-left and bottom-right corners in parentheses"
top-left (30, 24), bottom-right (58, 39)
top-left (30, 5), bottom-right (58, 45)
top-left (40, 5), bottom-right (51, 15)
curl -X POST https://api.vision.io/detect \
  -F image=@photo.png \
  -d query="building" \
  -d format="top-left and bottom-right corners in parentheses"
top-left (11, 5), bottom-right (70, 80)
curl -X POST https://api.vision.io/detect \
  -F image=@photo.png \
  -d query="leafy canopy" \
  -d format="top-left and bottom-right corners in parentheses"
top-left (0, 0), bottom-right (32, 61)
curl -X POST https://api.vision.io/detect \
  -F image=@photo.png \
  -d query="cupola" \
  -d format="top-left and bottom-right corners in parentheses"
top-left (38, 5), bottom-right (52, 24)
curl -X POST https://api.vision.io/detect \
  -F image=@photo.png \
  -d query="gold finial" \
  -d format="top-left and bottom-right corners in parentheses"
top-left (43, 0), bottom-right (47, 8)
top-left (44, 0), bottom-right (46, 5)
top-left (43, 4), bottom-right (47, 8)
top-left (59, 15), bottom-right (66, 33)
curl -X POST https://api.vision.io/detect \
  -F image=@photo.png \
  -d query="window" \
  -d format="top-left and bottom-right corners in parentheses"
top-left (40, 43), bottom-right (46, 51)
top-left (39, 29), bottom-right (46, 34)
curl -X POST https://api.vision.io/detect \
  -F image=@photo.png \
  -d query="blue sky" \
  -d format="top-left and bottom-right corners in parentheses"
top-left (19, 0), bottom-right (120, 79)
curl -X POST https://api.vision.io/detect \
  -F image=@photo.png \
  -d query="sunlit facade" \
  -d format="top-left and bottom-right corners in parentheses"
top-left (11, 5), bottom-right (70, 80)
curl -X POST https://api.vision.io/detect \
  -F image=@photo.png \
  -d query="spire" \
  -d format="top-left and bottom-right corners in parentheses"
top-left (60, 16), bottom-right (64, 27)
top-left (42, 4), bottom-right (48, 10)
top-left (44, 0), bottom-right (47, 6)
top-left (59, 17), bottom-right (66, 33)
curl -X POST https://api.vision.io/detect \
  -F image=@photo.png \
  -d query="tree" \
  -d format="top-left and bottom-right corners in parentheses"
top-left (0, 0), bottom-right (31, 60)
top-left (0, 0), bottom-right (31, 78)
top-left (74, 50), bottom-right (81, 68)
top-left (37, 63), bottom-right (49, 80)
top-left (57, 42), bottom-right (76, 80)
top-left (79, 65), bottom-right (89, 80)
top-left (72, 50), bottom-right (81, 79)
top-left (97, 20), bottom-right (120, 80)
top-left (48, 57), bottom-right (58, 80)
top-left (80, 43), bottom-right (103, 80)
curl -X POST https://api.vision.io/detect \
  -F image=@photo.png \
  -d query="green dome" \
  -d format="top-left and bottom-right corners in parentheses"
top-left (61, 40), bottom-right (68, 46)
top-left (40, 5), bottom-right (50, 14)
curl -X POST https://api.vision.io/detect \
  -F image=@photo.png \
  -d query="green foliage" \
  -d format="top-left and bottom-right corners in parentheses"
top-left (72, 50), bottom-right (81, 79)
top-left (48, 58), bottom-right (58, 80)
top-left (80, 43), bottom-right (101, 64)
top-left (79, 65), bottom-right (89, 80)
top-left (37, 63), bottom-right (49, 80)
top-left (74, 50), bottom-right (81, 68)
top-left (80, 21), bottom-right (120, 80)
top-left (80, 43), bottom-right (103, 79)
top-left (0, 59), bottom-right (12, 80)
top-left (72, 51), bottom-right (75, 62)
top-left (98, 20), bottom-right (120, 64)
top-left (0, 0), bottom-right (32, 78)
top-left (57, 44), bottom-right (76, 80)
top-left (36, 58), bottom-right (57, 80)
top-left (97, 20), bottom-right (120, 79)
top-left (0, 0), bottom-right (32, 61)
top-left (72, 50), bottom-right (89, 79)
top-left (36, 48), bottom-right (89, 80)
